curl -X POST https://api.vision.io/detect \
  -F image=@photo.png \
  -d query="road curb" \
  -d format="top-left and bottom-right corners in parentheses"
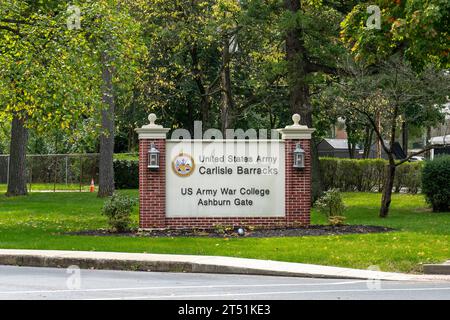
top-left (424, 261), bottom-right (450, 275)
top-left (1, 249), bottom-right (449, 282)
top-left (0, 253), bottom-right (343, 278)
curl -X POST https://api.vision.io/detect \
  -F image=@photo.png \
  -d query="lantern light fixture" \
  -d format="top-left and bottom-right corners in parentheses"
top-left (293, 143), bottom-right (305, 169)
top-left (148, 143), bottom-right (160, 170)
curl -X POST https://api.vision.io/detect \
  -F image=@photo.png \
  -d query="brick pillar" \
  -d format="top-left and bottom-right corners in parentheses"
top-left (278, 114), bottom-right (315, 227)
top-left (284, 139), bottom-right (311, 226)
top-left (135, 114), bottom-right (169, 230)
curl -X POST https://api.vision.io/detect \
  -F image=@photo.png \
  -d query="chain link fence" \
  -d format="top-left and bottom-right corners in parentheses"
top-left (0, 154), bottom-right (101, 192)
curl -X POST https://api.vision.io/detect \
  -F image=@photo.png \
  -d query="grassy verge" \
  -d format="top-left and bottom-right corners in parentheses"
top-left (0, 183), bottom-right (95, 193)
top-left (0, 191), bottom-right (448, 273)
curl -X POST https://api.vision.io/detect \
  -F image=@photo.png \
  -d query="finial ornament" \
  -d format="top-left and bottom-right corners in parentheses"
top-left (149, 113), bottom-right (157, 125)
top-left (136, 113), bottom-right (169, 138)
top-left (285, 113), bottom-right (307, 129)
top-left (292, 114), bottom-right (301, 126)
top-left (143, 113), bottom-right (163, 129)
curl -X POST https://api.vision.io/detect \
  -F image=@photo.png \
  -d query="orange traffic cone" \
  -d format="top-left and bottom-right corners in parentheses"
top-left (89, 179), bottom-right (95, 193)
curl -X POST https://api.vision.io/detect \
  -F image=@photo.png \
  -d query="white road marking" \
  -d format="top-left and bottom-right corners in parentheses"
top-left (88, 287), bottom-right (450, 300)
top-left (0, 280), bottom-right (367, 295)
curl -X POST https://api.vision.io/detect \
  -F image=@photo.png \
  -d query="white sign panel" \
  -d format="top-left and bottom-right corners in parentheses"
top-left (166, 140), bottom-right (285, 217)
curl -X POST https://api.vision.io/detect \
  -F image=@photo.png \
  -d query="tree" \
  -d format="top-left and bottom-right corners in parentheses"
top-left (132, 0), bottom-right (289, 134)
top-left (340, 0), bottom-right (450, 216)
top-left (131, 0), bottom-right (221, 131)
top-left (0, 0), bottom-right (98, 196)
top-left (335, 57), bottom-right (448, 217)
top-left (78, 0), bottom-right (146, 197)
top-left (281, 0), bottom-right (359, 200)
top-left (313, 88), bottom-right (372, 159)
top-left (128, 1), bottom-right (366, 203)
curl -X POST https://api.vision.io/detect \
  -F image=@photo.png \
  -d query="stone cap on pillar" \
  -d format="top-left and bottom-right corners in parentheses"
top-left (277, 114), bottom-right (315, 140)
top-left (135, 113), bottom-right (170, 139)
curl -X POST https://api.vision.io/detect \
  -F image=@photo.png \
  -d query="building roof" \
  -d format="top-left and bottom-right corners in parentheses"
top-left (430, 135), bottom-right (450, 145)
top-left (320, 139), bottom-right (360, 150)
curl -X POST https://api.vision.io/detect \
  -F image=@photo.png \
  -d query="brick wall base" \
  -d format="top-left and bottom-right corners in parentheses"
top-left (140, 216), bottom-right (309, 230)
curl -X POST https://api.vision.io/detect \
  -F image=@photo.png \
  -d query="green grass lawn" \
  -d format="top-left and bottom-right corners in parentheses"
top-left (0, 191), bottom-right (448, 273)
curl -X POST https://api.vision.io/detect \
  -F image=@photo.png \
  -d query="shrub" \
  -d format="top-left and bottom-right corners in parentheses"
top-left (315, 189), bottom-right (346, 225)
top-left (113, 159), bottom-right (139, 189)
top-left (422, 155), bottom-right (450, 212)
top-left (319, 157), bottom-right (422, 193)
top-left (319, 158), bottom-right (339, 191)
top-left (394, 162), bottom-right (422, 194)
top-left (114, 153), bottom-right (138, 161)
top-left (101, 193), bottom-right (137, 232)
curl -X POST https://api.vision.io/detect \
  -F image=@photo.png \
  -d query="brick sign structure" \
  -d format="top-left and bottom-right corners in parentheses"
top-left (136, 114), bottom-right (315, 229)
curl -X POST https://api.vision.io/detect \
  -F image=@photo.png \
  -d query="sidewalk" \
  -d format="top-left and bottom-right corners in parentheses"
top-left (0, 249), bottom-right (449, 282)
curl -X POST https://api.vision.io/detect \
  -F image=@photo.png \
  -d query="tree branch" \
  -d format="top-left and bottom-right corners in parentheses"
top-left (395, 144), bottom-right (447, 166)
top-left (0, 19), bottom-right (33, 25)
top-left (306, 61), bottom-right (341, 75)
top-left (0, 25), bottom-right (22, 36)
top-left (352, 105), bottom-right (391, 156)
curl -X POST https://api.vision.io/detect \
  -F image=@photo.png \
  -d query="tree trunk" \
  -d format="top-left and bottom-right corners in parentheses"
top-left (425, 126), bottom-right (432, 159)
top-left (347, 135), bottom-right (357, 159)
top-left (190, 44), bottom-right (210, 128)
top-left (379, 161), bottom-right (396, 218)
top-left (380, 102), bottom-right (400, 217)
top-left (284, 0), bottom-right (309, 116)
top-left (347, 140), bottom-right (353, 158)
top-left (375, 111), bottom-right (382, 158)
top-left (284, 0), bottom-right (322, 200)
top-left (402, 121), bottom-right (408, 156)
top-left (98, 52), bottom-right (115, 198)
top-left (363, 127), bottom-right (373, 159)
top-left (220, 34), bottom-right (234, 133)
top-left (187, 99), bottom-right (194, 136)
top-left (6, 113), bottom-right (28, 196)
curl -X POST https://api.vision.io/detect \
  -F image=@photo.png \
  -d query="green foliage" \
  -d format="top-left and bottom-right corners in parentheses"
top-left (0, 0), bottom-right (147, 155)
top-left (113, 159), bottom-right (139, 189)
top-left (422, 156), bottom-right (450, 212)
top-left (340, 0), bottom-right (450, 70)
top-left (320, 157), bottom-right (385, 192)
top-left (127, 0), bottom-right (352, 132)
top-left (114, 153), bottom-right (138, 161)
top-left (1, 0), bottom-right (446, 185)
top-left (0, 123), bottom-right (9, 154)
top-left (320, 157), bottom-right (423, 193)
top-left (0, 1), bottom-right (99, 132)
top-left (315, 189), bottom-right (346, 225)
top-left (101, 192), bottom-right (137, 232)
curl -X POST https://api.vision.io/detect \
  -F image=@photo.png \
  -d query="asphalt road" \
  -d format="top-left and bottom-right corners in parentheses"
top-left (0, 265), bottom-right (449, 300)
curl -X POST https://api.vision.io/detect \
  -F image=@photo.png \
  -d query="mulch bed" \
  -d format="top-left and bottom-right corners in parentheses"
top-left (66, 225), bottom-right (394, 238)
